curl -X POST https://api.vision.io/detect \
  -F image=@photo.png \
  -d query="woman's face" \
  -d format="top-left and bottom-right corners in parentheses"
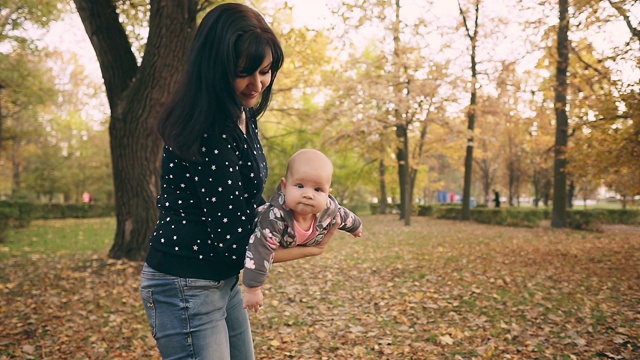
top-left (234, 49), bottom-right (273, 108)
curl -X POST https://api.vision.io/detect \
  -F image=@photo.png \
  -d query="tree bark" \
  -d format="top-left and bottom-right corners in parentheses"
top-left (459, 0), bottom-right (480, 220)
top-left (74, 0), bottom-right (198, 260)
top-left (378, 159), bottom-right (388, 214)
top-left (391, 0), bottom-right (411, 225)
top-left (551, 0), bottom-right (569, 228)
top-left (396, 124), bottom-right (410, 225)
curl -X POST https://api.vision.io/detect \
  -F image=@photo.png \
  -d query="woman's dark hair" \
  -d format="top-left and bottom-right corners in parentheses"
top-left (157, 3), bottom-right (284, 160)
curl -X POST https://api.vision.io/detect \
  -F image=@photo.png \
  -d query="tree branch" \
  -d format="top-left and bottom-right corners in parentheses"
top-left (73, 0), bottom-right (138, 113)
top-left (607, 0), bottom-right (640, 42)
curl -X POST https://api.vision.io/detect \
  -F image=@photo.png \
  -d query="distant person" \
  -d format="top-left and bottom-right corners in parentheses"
top-left (493, 189), bottom-right (501, 208)
top-left (81, 192), bottom-right (92, 204)
top-left (242, 149), bottom-right (363, 312)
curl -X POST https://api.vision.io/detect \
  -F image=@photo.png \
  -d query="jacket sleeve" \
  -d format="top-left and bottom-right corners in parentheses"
top-left (337, 206), bottom-right (362, 234)
top-left (242, 204), bottom-right (286, 288)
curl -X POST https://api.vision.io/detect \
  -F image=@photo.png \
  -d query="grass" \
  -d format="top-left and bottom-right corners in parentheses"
top-left (1, 218), bottom-right (115, 258)
top-left (1, 215), bottom-right (639, 359)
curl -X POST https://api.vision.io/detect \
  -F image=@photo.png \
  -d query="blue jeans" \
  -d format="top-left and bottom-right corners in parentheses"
top-left (140, 263), bottom-right (255, 360)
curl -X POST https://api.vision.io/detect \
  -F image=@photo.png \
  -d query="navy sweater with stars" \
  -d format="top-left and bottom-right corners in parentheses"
top-left (145, 113), bottom-right (268, 281)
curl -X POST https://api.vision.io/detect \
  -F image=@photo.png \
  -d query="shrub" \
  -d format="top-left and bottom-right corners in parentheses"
top-left (600, 209), bottom-right (640, 225)
top-left (470, 208), bottom-right (544, 228)
top-left (30, 204), bottom-right (115, 219)
top-left (369, 203), bottom-right (380, 214)
top-left (417, 205), bottom-right (434, 216)
top-left (0, 201), bottom-right (32, 228)
top-left (0, 207), bottom-right (19, 243)
top-left (567, 209), bottom-right (604, 231)
top-left (433, 206), bottom-right (461, 220)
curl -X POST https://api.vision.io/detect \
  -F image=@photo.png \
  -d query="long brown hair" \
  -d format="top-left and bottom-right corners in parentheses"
top-left (157, 3), bottom-right (284, 161)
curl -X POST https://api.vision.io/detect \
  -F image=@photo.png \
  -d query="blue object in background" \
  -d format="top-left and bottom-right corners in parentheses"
top-left (437, 191), bottom-right (448, 203)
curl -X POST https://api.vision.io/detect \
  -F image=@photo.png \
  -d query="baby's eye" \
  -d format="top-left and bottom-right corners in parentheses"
top-left (314, 188), bottom-right (324, 193)
top-left (296, 184), bottom-right (304, 189)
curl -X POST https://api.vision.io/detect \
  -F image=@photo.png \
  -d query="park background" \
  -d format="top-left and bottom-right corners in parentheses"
top-left (0, 0), bottom-right (639, 359)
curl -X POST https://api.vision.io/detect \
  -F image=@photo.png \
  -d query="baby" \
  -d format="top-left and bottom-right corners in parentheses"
top-left (242, 149), bottom-right (363, 311)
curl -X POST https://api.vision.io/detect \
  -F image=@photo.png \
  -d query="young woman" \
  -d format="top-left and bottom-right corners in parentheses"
top-left (140, 4), bottom-right (338, 359)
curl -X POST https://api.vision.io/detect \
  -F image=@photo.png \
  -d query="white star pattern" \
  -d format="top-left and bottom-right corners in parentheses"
top-left (147, 120), bottom-right (268, 279)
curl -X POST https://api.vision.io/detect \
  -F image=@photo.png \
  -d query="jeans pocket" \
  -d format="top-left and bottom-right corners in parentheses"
top-left (140, 288), bottom-right (157, 337)
top-left (185, 278), bottom-right (224, 289)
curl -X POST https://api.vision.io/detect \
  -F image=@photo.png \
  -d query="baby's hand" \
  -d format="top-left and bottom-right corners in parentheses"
top-left (243, 287), bottom-right (264, 312)
top-left (352, 225), bottom-right (363, 238)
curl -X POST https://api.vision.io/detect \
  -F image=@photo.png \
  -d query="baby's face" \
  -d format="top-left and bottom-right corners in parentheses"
top-left (282, 163), bottom-right (331, 216)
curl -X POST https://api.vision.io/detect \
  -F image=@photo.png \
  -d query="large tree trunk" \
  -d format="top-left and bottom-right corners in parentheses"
top-left (74, 0), bottom-right (198, 260)
top-left (551, 0), bottom-right (569, 228)
top-left (459, 0), bottom-right (479, 220)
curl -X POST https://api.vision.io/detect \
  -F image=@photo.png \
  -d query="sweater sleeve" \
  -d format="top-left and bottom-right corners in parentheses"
top-left (242, 204), bottom-right (286, 288)
top-left (337, 206), bottom-right (363, 234)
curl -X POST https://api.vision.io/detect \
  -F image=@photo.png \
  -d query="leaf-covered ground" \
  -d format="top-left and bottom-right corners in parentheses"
top-left (1, 215), bottom-right (639, 359)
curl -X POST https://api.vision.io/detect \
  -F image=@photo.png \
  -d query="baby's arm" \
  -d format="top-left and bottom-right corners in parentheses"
top-left (242, 207), bottom-right (281, 305)
top-left (337, 206), bottom-right (363, 237)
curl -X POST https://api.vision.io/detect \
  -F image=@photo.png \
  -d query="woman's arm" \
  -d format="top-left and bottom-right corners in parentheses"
top-left (273, 214), bottom-right (341, 263)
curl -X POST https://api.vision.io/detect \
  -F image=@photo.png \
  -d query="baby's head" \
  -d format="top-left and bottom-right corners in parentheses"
top-left (281, 149), bottom-right (333, 215)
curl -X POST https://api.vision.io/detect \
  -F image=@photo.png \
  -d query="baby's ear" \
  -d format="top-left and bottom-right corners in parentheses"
top-left (329, 187), bottom-right (333, 193)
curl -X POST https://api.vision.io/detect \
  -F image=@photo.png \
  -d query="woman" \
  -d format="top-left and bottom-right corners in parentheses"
top-left (140, 3), bottom-right (337, 359)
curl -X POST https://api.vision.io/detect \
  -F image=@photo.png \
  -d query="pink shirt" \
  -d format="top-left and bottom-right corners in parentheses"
top-left (294, 216), bottom-right (317, 245)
